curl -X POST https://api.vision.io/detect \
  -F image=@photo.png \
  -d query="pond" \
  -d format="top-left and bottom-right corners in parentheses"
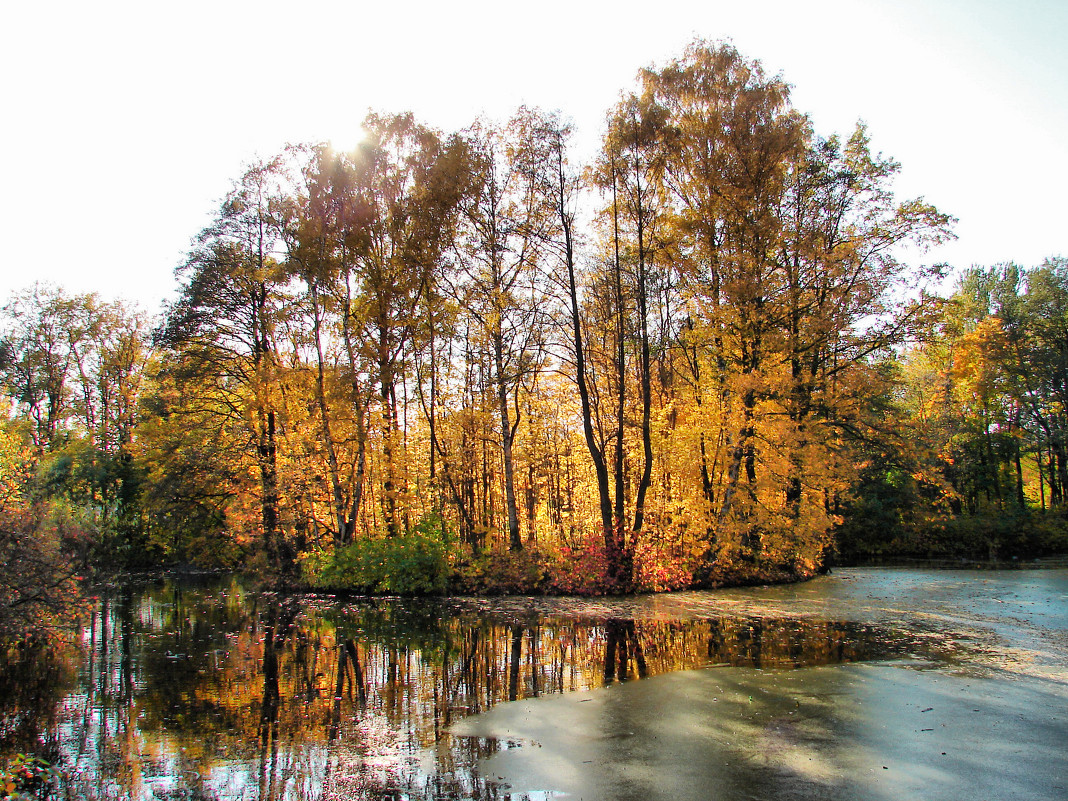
top-left (2, 568), bottom-right (1066, 800)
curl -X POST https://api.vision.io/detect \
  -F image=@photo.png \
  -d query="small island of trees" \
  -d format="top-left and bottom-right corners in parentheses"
top-left (2, 42), bottom-right (1066, 632)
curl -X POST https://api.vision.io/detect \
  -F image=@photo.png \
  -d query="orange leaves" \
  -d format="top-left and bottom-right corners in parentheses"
top-left (950, 316), bottom-right (1011, 409)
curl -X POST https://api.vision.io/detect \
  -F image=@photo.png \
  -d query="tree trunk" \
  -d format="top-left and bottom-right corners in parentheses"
top-left (309, 280), bottom-right (348, 545)
top-left (257, 408), bottom-right (284, 568)
top-left (611, 164), bottom-right (627, 532)
top-left (631, 157), bottom-right (653, 547)
top-left (495, 334), bottom-right (523, 551)
top-left (379, 352), bottom-right (400, 537)
top-left (559, 159), bottom-right (613, 542)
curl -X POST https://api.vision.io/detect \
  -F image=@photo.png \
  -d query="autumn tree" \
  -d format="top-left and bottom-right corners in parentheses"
top-left (615, 40), bottom-right (955, 574)
top-left (452, 109), bottom-right (556, 551)
top-left (0, 285), bottom-right (89, 453)
top-left (279, 143), bottom-right (376, 546)
top-left (852, 259), bottom-right (1068, 561)
top-left (587, 90), bottom-right (671, 578)
top-left (334, 113), bottom-right (471, 537)
top-left (0, 40), bottom-right (991, 586)
top-left (156, 157), bottom-right (296, 575)
top-left (634, 42), bottom-right (806, 563)
top-left (769, 125), bottom-right (953, 554)
top-left (0, 285), bottom-right (152, 558)
top-left (986, 259), bottom-right (1068, 508)
top-left (550, 116), bottom-right (615, 544)
top-left (0, 420), bottom-right (80, 636)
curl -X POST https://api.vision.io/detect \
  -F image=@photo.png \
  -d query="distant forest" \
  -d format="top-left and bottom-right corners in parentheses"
top-left (2, 41), bottom-right (1066, 617)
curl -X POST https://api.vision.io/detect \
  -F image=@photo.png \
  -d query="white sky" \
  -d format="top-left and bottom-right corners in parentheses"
top-left (2, 0), bottom-right (1065, 314)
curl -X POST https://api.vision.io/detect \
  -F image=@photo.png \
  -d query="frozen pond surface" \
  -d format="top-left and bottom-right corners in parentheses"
top-left (2, 568), bottom-right (1065, 799)
top-left (453, 664), bottom-right (1067, 801)
top-left (449, 568), bottom-right (1068, 800)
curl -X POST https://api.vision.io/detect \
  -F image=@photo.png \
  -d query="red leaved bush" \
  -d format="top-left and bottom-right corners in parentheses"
top-left (631, 538), bottom-right (694, 592)
top-left (546, 531), bottom-right (630, 595)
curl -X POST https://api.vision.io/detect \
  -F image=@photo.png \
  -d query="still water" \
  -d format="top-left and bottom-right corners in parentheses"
top-left (3, 569), bottom-right (1066, 800)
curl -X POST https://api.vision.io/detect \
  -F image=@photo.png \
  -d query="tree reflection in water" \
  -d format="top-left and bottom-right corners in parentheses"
top-left (0, 577), bottom-right (927, 800)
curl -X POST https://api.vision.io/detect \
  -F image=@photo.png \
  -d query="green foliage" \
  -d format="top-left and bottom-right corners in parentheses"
top-left (30, 442), bottom-right (153, 569)
top-left (450, 547), bottom-right (549, 595)
top-left (840, 484), bottom-right (1068, 563)
top-left (836, 464), bottom-right (927, 560)
top-left (149, 524), bottom-right (245, 570)
top-left (302, 514), bottom-right (454, 595)
top-left (0, 285), bottom-right (151, 572)
top-left (894, 510), bottom-right (1068, 562)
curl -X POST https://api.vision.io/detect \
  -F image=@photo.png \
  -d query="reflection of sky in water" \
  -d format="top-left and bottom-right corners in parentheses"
top-left (4, 569), bottom-right (1066, 800)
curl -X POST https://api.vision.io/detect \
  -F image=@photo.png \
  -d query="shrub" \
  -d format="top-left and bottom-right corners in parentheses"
top-left (450, 547), bottom-right (548, 595)
top-left (915, 510), bottom-right (1068, 560)
top-left (632, 538), bottom-right (693, 592)
top-left (545, 531), bottom-right (628, 595)
top-left (301, 514), bottom-right (453, 595)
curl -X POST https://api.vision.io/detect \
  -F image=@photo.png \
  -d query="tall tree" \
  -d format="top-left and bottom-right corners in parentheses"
top-left (594, 91), bottom-right (668, 547)
top-left (453, 109), bottom-right (556, 551)
top-left (339, 113), bottom-right (471, 536)
top-left (0, 287), bottom-right (151, 542)
top-left (551, 118), bottom-right (615, 548)
top-left (997, 259), bottom-right (1068, 507)
top-left (281, 143), bottom-right (376, 545)
top-left (772, 126), bottom-right (954, 540)
top-left (646, 40), bottom-right (807, 553)
top-left (157, 157), bottom-right (295, 575)
top-left (0, 285), bottom-right (89, 453)
top-left (638, 40), bottom-right (952, 569)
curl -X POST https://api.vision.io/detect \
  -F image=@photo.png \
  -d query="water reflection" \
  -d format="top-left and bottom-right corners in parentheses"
top-left (0, 635), bottom-right (74, 760)
top-left (1, 577), bottom-right (942, 800)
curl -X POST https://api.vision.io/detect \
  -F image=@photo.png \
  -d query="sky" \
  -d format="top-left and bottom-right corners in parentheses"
top-left (2, 0), bottom-right (1065, 315)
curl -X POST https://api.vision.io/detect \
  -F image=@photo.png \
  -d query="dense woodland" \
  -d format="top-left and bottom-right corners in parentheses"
top-left (2, 42), bottom-right (1066, 623)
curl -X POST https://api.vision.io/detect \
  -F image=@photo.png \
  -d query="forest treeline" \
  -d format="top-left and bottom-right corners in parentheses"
top-left (2, 41), bottom-right (1066, 616)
